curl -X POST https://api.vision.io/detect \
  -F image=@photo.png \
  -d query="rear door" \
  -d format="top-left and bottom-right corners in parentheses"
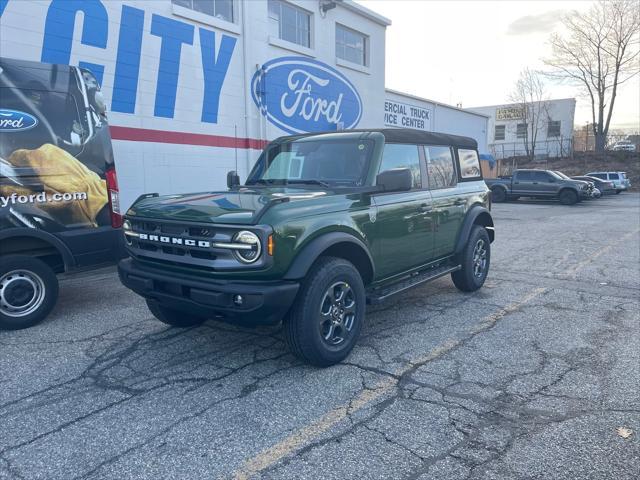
top-left (425, 145), bottom-right (464, 258)
top-left (512, 170), bottom-right (535, 194)
top-left (372, 143), bottom-right (434, 278)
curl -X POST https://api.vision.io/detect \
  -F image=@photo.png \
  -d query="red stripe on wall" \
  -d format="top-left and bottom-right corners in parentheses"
top-left (109, 126), bottom-right (268, 150)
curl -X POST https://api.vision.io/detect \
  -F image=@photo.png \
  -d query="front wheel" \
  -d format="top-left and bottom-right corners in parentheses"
top-left (0, 255), bottom-right (59, 330)
top-left (559, 189), bottom-right (578, 205)
top-left (284, 257), bottom-right (365, 367)
top-left (146, 299), bottom-right (206, 327)
top-left (451, 226), bottom-right (490, 292)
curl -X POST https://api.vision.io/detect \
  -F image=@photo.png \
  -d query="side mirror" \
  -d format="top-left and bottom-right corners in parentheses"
top-left (376, 168), bottom-right (413, 192)
top-left (227, 171), bottom-right (240, 189)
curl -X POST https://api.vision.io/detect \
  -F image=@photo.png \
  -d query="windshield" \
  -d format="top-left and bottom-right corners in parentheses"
top-left (247, 137), bottom-right (375, 187)
top-left (553, 171), bottom-right (570, 179)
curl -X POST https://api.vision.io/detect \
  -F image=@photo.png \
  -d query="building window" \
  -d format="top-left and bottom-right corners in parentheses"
top-left (516, 123), bottom-right (527, 139)
top-left (268, 0), bottom-right (311, 48)
top-left (336, 24), bottom-right (368, 66)
top-left (494, 125), bottom-right (505, 141)
top-left (547, 120), bottom-right (561, 137)
top-left (172, 0), bottom-right (233, 22)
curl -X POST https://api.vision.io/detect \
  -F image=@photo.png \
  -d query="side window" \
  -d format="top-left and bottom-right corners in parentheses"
top-left (458, 149), bottom-right (481, 179)
top-left (425, 146), bottom-right (456, 189)
top-left (591, 173), bottom-right (605, 180)
top-left (609, 173), bottom-right (619, 180)
top-left (517, 171), bottom-right (533, 181)
top-left (379, 143), bottom-right (421, 189)
top-left (534, 171), bottom-right (551, 182)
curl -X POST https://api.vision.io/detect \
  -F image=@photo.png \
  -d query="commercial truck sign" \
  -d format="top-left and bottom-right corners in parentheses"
top-left (384, 100), bottom-right (432, 131)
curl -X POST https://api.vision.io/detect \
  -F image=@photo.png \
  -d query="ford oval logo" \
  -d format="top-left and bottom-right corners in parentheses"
top-left (0, 109), bottom-right (39, 132)
top-left (251, 57), bottom-right (362, 135)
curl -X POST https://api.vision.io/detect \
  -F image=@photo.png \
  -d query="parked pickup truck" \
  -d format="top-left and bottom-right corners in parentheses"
top-left (118, 129), bottom-right (495, 366)
top-left (485, 169), bottom-right (592, 205)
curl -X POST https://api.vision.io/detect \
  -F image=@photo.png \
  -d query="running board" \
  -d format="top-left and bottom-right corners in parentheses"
top-left (367, 264), bottom-right (461, 305)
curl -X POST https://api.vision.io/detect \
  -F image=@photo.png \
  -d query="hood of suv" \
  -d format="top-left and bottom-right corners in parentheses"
top-left (126, 187), bottom-right (335, 225)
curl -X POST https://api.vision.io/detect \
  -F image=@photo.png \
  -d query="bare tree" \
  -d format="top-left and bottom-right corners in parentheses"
top-left (545, 0), bottom-right (640, 152)
top-left (508, 68), bottom-right (549, 160)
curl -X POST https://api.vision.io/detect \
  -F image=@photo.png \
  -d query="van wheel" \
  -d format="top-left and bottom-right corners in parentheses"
top-left (559, 189), bottom-right (578, 205)
top-left (284, 257), bottom-right (365, 367)
top-left (452, 226), bottom-right (490, 292)
top-left (0, 255), bottom-right (59, 330)
top-left (491, 187), bottom-right (506, 203)
top-left (146, 299), bottom-right (206, 327)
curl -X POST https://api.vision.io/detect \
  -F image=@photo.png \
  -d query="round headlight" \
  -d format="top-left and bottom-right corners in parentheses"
top-left (233, 230), bottom-right (261, 263)
top-left (123, 219), bottom-right (132, 231)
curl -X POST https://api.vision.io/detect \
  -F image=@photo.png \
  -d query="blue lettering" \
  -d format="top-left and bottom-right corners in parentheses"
top-left (150, 15), bottom-right (194, 118)
top-left (199, 29), bottom-right (236, 124)
top-left (41, 0), bottom-right (108, 84)
top-left (0, 0), bottom-right (9, 17)
top-left (111, 6), bottom-right (145, 113)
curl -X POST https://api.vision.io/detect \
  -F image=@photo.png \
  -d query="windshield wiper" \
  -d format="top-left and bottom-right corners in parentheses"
top-left (246, 178), bottom-right (288, 186)
top-left (286, 179), bottom-right (331, 188)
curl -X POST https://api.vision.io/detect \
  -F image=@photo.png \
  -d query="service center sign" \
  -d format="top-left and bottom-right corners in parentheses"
top-left (384, 100), bottom-right (432, 131)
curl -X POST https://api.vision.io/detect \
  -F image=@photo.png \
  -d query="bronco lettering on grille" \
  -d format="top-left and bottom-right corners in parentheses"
top-left (138, 233), bottom-right (211, 248)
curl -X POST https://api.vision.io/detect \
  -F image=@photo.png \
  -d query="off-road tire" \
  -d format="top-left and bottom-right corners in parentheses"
top-left (146, 299), bottom-right (206, 327)
top-left (0, 255), bottom-right (59, 330)
top-left (284, 256), bottom-right (365, 367)
top-left (559, 189), bottom-right (578, 205)
top-left (491, 187), bottom-right (506, 203)
top-left (451, 226), bottom-right (490, 292)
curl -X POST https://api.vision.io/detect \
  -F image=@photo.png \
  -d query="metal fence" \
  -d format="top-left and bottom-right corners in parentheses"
top-left (490, 138), bottom-right (574, 160)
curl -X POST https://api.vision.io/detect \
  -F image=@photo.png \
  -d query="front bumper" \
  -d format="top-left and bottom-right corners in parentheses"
top-left (118, 258), bottom-right (299, 325)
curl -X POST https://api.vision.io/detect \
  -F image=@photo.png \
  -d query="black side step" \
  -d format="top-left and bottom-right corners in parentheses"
top-left (366, 264), bottom-right (461, 305)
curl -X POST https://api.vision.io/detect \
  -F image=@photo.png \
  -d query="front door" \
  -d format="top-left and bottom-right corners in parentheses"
top-left (371, 143), bottom-right (434, 279)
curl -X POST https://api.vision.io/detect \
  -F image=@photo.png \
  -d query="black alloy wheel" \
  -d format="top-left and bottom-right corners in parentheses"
top-left (451, 226), bottom-right (491, 292)
top-left (284, 256), bottom-right (365, 367)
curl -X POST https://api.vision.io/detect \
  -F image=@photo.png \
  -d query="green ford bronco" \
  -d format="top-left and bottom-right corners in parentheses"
top-left (118, 129), bottom-right (495, 366)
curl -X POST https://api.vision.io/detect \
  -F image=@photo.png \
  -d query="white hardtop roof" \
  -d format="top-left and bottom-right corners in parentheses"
top-left (385, 88), bottom-right (490, 119)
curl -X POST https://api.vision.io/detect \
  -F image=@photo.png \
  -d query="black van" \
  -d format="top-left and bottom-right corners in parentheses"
top-left (0, 57), bottom-right (123, 329)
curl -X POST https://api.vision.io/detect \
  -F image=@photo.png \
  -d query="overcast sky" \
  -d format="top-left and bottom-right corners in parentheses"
top-left (358, 0), bottom-right (640, 131)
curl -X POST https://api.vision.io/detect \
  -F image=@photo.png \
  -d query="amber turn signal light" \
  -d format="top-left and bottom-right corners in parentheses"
top-left (267, 234), bottom-right (274, 256)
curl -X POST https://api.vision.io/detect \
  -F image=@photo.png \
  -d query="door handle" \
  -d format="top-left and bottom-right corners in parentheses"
top-left (420, 203), bottom-right (432, 212)
top-left (454, 198), bottom-right (464, 205)
top-left (532, 182), bottom-right (539, 185)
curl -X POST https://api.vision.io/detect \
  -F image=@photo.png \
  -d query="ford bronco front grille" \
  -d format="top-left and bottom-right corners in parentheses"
top-left (126, 219), bottom-right (240, 271)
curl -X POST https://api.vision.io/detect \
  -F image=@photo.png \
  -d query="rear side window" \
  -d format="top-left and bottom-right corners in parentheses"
top-left (425, 146), bottom-right (456, 189)
top-left (379, 143), bottom-right (421, 189)
top-left (458, 149), bottom-right (481, 180)
top-left (516, 171), bottom-right (533, 181)
top-left (591, 173), bottom-right (606, 180)
top-left (609, 173), bottom-right (619, 180)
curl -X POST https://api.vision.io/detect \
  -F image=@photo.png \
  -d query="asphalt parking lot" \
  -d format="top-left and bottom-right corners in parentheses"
top-left (1, 193), bottom-right (639, 480)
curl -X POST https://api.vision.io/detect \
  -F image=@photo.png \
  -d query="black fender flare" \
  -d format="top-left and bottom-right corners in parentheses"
top-left (284, 232), bottom-right (375, 282)
top-left (0, 228), bottom-right (76, 270)
top-left (454, 206), bottom-right (495, 255)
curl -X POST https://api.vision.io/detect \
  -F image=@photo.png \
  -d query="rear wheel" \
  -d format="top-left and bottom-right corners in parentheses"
top-left (284, 257), bottom-right (365, 367)
top-left (146, 299), bottom-right (206, 327)
top-left (491, 187), bottom-right (506, 203)
top-left (0, 255), bottom-right (59, 330)
top-left (559, 189), bottom-right (578, 205)
top-left (452, 226), bottom-right (490, 292)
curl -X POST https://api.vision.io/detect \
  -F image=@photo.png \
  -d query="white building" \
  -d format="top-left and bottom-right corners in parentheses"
top-left (1, 0), bottom-right (487, 209)
top-left (468, 98), bottom-right (576, 160)
top-left (385, 90), bottom-right (488, 152)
